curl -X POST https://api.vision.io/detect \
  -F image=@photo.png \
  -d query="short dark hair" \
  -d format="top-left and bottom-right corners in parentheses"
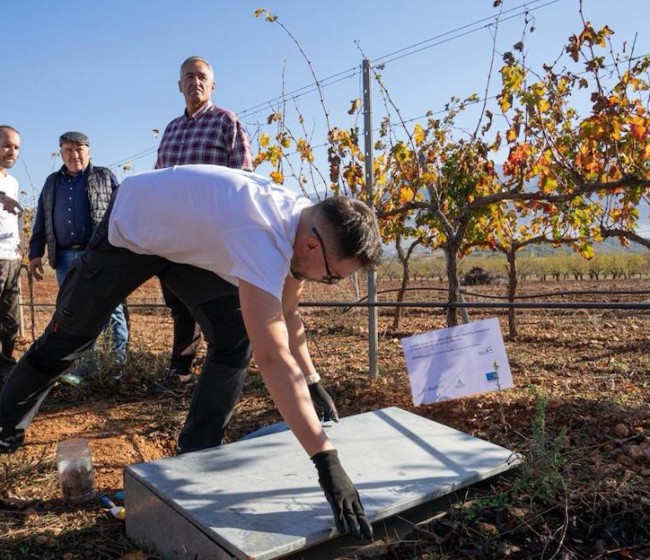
top-left (0, 125), bottom-right (19, 136)
top-left (315, 197), bottom-right (382, 269)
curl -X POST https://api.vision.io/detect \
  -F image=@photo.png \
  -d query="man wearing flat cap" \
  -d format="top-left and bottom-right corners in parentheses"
top-left (28, 132), bottom-right (128, 379)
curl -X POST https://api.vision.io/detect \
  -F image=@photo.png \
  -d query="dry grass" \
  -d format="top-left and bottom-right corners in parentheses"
top-left (1, 276), bottom-right (650, 559)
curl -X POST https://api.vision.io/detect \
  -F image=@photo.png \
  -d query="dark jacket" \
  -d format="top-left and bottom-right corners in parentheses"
top-left (29, 164), bottom-right (118, 269)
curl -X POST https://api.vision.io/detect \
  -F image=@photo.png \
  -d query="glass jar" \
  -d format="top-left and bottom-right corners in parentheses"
top-left (56, 438), bottom-right (95, 503)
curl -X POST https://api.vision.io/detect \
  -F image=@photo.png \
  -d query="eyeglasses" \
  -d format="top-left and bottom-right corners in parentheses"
top-left (311, 227), bottom-right (343, 284)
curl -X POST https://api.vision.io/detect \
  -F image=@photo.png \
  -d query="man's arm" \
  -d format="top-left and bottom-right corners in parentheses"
top-left (282, 277), bottom-right (319, 383)
top-left (282, 277), bottom-right (339, 421)
top-left (28, 192), bottom-right (47, 281)
top-left (108, 170), bottom-right (120, 191)
top-left (0, 192), bottom-right (22, 215)
top-left (240, 279), bottom-right (330, 455)
top-left (239, 280), bottom-right (372, 539)
top-left (228, 117), bottom-right (253, 171)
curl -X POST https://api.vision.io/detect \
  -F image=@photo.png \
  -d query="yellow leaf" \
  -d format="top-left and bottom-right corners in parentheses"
top-left (413, 124), bottom-right (425, 146)
top-left (270, 170), bottom-right (284, 184)
top-left (347, 98), bottom-right (362, 115)
top-left (398, 186), bottom-right (413, 205)
top-left (296, 138), bottom-right (314, 162)
top-left (498, 93), bottom-right (511, 113)
top-left (540, 176), bottom-right (558, 193)
top-left (259, 133), bottom-right (270, 148)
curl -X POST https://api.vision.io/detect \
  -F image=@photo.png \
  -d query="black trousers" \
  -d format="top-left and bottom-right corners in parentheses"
top-left (159, 280), bottom-right (202, 371)
top-left (0, 239), bottom-right (251, 453)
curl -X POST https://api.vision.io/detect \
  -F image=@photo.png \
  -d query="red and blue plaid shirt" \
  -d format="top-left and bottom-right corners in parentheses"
top-left (155, 102), bottom-right (253, 171)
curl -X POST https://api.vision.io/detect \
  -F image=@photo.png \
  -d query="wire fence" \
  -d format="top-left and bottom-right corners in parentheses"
top-left (18, 263), bottom-right (650, 343)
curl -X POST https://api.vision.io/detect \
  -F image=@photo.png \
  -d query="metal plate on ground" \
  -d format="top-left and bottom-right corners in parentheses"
top-left (125, 406), bottom-right (520, 560)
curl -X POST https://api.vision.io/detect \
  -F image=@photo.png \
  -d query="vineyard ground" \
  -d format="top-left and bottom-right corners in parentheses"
top-left (1, 275), bottom-right (650, 559)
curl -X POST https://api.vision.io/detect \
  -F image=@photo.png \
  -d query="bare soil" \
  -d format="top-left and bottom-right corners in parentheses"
top-left (1, 275), bottom-right (650, 559)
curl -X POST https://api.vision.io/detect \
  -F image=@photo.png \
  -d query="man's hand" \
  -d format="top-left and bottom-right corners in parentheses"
top-left (28, 258), bottom-right (44, 281)
top-left (308, 382), bottom-right (339, 422)
top-left (0, 192), bottom-right (23, 215)
top-left (311, 449), bottom-right (373, 539)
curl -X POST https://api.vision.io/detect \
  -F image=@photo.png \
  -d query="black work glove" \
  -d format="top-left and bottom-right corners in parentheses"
top-left (308, 382), bottom-right (339, 422)
top-left (311, 449), bottom-right (373, 540)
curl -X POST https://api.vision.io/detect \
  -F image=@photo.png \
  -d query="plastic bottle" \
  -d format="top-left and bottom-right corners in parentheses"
top-left (56, 438), bottom-right (95, 503)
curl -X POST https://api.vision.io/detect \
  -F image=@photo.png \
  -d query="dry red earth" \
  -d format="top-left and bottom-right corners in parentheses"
top-left (1, 274), bottom-right (650, 559)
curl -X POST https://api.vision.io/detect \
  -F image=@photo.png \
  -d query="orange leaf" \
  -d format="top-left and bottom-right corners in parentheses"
top-left (631, 123), bottom-right (647, 142)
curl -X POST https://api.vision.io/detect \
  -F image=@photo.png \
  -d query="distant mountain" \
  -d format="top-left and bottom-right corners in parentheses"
top-left (522, 236), bottom-right (649, 257)
top-left (380, 233), bottom-right (649, 260)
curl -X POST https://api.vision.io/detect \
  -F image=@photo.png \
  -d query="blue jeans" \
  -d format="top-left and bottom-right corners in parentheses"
top-left (56, 249), bottom-right (128, 357)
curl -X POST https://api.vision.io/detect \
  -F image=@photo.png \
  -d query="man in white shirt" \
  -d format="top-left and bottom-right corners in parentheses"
top-left (0, 126), bottom-right (23, 367)
top-left (0, 164), bottom-right (381, 539)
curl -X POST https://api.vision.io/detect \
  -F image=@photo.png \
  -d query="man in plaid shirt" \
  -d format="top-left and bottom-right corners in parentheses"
top-left (155, 56), bottom-right (253, 383)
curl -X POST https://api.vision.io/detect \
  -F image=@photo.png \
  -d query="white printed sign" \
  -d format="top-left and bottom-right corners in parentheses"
top-left (401, 317), bottom-right (513, 405)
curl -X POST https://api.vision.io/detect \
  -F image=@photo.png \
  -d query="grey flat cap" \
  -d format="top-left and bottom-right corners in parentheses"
top-left (59, 131), bottom-right (89, 146)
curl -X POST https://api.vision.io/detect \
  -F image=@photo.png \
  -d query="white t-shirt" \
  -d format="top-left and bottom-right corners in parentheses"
top-left (108, 165), bottom-right (312, 300)
top-left (0, 172), bottom-right (21, 261)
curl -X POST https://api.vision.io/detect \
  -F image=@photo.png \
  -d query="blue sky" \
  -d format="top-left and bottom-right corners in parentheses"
top-left (4, 0), bottom-right (650, 207)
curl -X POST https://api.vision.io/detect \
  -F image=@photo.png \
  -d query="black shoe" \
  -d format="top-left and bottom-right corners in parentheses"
top-left (166, 367), bottom-right (196, 385)
top-left (0, 429), bottom-right (24, 454)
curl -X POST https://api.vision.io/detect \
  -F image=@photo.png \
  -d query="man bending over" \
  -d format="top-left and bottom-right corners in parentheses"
top-left (0, 164), bottom-right (381, 539)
